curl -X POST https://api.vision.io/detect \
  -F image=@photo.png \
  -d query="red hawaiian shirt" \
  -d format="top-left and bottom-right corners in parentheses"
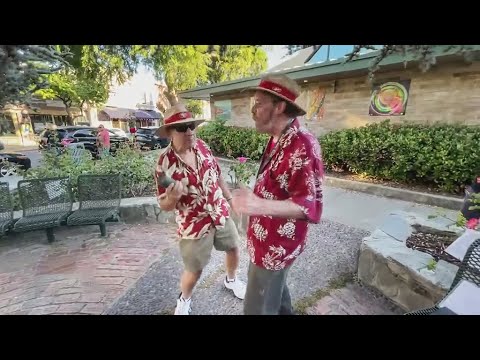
top-left (246, 118), bottom-right (324, 270)
top-left (155, 139), bottom-right (230, 239)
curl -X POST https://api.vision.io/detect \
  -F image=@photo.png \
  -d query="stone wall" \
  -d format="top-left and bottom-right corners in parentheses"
top-left (357, 211), bottom-right (461, 311)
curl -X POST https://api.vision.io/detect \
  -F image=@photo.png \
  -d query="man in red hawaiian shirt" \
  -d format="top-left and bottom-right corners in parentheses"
top-left (232, 74), bottom-right (324, 315)
top-left (155, 103), bottom-right (246, 315)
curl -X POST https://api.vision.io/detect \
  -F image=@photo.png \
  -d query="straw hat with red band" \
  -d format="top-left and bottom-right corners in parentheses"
top-left (155, 103), bottom-right (205, 137)
top-left (245, 74), bottom-right (306, 116)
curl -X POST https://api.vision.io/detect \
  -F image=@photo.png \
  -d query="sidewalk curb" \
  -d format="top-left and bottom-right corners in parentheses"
top-left (324, 177), bottom-right (463, 210)
top-left (215, 156), bottom-right (463, 211)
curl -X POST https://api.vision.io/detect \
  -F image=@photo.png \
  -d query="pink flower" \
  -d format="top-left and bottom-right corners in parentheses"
top-left (466, 218), bottom-right (479, 230)
top-left (237, 157), bottom-right (248, 164)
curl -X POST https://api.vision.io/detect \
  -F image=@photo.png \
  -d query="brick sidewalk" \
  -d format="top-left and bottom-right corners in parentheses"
top-left (0, 223), bottom-right (177, 315)
top-left (306, 282), bottom-right (403, 315)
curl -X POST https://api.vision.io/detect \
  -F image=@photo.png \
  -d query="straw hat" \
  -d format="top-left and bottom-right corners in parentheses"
top-left (155, 103), bottom-right (205, 137)
top-left (245, 74), bottom-right (306, 116)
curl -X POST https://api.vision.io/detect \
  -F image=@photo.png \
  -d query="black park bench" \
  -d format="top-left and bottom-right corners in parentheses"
top-left (13, 177), bottom-right (73, 242)
top-left (0, 182), bottom-right (15, 237)
top-left (66, 174), bottom-right (121, 237)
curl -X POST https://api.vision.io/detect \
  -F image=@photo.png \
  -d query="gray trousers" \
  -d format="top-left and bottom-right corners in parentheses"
top-left (243, 262), bottom-right (294, 315)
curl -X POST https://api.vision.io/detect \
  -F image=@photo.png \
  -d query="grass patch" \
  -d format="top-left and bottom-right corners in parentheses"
top-left (294, 272), bottom-right (355, 315)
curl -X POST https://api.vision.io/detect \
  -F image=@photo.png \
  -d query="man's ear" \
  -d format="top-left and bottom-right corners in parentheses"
top-left (275, 100), bottom-right (287, 115)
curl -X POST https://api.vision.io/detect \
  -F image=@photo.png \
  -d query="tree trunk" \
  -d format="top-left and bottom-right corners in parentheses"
top-left (165, 89), bottom-right (178, 106)
top-left (58, 97), bottom-right (74, 125)
top-left (65, 107), bottom-right (74, 125)
top-left (156, 84), bottom-right (178, 113)
top-left (79, 101), bottom-right (85, 117)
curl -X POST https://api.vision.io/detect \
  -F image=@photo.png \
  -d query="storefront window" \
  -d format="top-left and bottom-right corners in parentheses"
top-left (0, 114), bottom-right (16, 137)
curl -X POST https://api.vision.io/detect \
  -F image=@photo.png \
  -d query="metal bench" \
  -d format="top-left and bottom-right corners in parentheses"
top-left (0, 182), bottom-right (15, 237)
top-left (405, 238), bottom-right (480, 315)
top-left (13, 177), bottom-right (73, 242)
top-left (66, 174), bottom-right (121, 237)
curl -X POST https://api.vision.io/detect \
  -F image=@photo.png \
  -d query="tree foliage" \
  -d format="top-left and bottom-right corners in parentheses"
top-left (2, 44), bottom-right (268, 117)
top-left (0, 45), bottom-right (71, 108)
top-left (65, 45), bottom-right (139, 85)
top-left (146, 45), bottom-right (268, 112)
top-left (208, 45), bottom-right (268, 83)
top-left (35, 69), bottom-right (109, 123)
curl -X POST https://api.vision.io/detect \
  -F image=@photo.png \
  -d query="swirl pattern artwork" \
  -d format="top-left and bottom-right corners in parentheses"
top-left (369, 80), bottom-right (410, 116)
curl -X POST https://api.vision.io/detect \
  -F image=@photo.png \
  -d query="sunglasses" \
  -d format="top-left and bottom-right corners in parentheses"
top-left (171, 123), bottom-right (196, 133)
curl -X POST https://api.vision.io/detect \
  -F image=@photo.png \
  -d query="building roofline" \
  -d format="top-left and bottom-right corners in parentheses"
top-left (179, 46), bottom-right (480, 100)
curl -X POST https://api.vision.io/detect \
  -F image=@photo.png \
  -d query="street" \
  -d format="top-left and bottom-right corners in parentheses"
top-left (1, 148), bottom-right (42, 190)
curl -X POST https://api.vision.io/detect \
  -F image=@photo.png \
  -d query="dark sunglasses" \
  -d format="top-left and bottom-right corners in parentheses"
top-left (171, 123), bottom-right (196, 133)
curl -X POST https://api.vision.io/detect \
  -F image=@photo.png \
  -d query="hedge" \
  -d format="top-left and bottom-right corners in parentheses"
top-left (196, 120), bottom-right (268, 161)
top-left (197, 119), bottom-right (480, 194)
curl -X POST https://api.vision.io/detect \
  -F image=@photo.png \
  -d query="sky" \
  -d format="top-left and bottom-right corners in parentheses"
top-left (106, 45), bottom-right (290, 110)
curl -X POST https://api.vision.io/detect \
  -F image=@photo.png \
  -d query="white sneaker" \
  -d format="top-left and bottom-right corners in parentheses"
top-left (174, 295), bottom-right (192, 315)
top-left (224, 276), bottom-right (246, 300)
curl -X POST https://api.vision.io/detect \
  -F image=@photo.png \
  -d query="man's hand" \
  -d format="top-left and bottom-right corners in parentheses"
top-left (231, 187), bottom-right (262, 216)
top-left (165, 181), bottom-right (185, 201)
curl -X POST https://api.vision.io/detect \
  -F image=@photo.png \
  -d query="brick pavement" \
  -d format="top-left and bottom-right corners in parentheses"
top-left (0, 223), bottom-right (177, 315)
top-left (306, 282), bottom-right (403, 315)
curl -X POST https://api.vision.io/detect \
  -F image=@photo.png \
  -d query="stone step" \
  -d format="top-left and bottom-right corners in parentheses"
top-left (306, 282), bottom-right (403, 315)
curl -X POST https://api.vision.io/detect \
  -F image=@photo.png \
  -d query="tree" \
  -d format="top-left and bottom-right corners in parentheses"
top-left (207, 45), bottom-right (268, 83)
top-left (0, 45), bottom-right (71, 108)
top-left (65, 45), bottom-right (139, 85)
top-left (35, 69), bottom-right (109, 125)
top-left (144, 45), bottom-right (268, 113)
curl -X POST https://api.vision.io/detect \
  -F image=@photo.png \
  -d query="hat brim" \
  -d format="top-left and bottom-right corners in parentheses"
top-left (155, 118), bottom-right (205, 137)
top-left (243, 86), bottom-right (307, 116)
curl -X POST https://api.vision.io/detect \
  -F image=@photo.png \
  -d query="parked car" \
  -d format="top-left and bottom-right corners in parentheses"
top-left (37, 126), bottom-right (90, 150)
top-left (134, 127), bottom-right (170, 150)
top-left (61, 127), bottom-right (130, 158)
top-left (0, 152), bottom-right (31, 177)
top-left (110, 128), bottom-right (128, 138)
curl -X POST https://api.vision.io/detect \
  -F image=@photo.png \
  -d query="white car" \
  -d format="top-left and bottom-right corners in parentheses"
top-left (109, 128), bottom-right (128, 138)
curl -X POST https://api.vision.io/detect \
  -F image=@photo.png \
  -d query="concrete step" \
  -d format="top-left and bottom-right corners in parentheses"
top-left (306, 282), bottom-right (403, 315)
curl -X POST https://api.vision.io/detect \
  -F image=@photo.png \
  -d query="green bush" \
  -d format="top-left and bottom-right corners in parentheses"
top-left (319, 120), bottom-right (480, 194)
top-left (25, 146), bottom-right (157, 200)
top-left (197, 120), bottom-right (269, 160)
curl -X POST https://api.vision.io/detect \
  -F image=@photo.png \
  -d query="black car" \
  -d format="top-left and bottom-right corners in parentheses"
top-left (62, 127), bottom-right (130, 158)
top-left (134, 127), bottom-right (170, 150)
top-left (38, 126), bottom-right (90, 149)
top-left (0, 152), bottom-right (31, 177)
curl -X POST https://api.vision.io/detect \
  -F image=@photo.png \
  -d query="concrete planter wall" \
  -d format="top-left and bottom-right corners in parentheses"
top-left (357, 211), bottom-right (463, 312)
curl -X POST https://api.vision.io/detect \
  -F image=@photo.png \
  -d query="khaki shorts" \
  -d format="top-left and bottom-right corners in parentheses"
top-left (179, 217), bottom-right (239, 273)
